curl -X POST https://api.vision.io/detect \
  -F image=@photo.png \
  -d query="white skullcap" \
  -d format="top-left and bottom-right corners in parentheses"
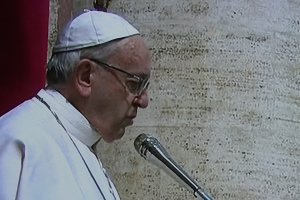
top-left (53, 10), bottom-right (139, 53)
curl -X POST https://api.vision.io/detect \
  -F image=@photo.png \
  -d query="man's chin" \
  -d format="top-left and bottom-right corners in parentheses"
top-left (102, 128), bottom-right (126, 143)
top-left (116, 127), bottom-right (126, 140)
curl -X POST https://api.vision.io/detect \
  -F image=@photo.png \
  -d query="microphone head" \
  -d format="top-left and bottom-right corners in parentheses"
top-left (134, 133), bottom-right (149, 156)
top-left (134, 133), bottom-right (169, 160)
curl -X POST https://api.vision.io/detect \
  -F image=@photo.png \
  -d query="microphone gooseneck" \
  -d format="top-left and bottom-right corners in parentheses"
top-left (134, 133), bottom-right (215, 200)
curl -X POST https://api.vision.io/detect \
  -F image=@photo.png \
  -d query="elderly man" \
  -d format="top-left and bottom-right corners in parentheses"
top-left (0, 10), bottom-right (151, 200)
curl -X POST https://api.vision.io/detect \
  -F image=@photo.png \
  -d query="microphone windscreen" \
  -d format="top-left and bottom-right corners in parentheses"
top-left (133, 133), bottom-right (148, 154)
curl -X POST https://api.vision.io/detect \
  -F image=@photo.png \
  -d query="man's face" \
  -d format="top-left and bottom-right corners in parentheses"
top-left (87, 36), bottom-right (151, 142)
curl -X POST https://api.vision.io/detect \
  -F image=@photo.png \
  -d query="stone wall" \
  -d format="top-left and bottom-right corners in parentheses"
top-left (49, 0), bottom-right (300, 199)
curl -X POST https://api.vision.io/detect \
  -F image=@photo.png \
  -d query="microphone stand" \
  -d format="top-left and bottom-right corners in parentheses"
top-left (134, 134), bottom-right (215, 200)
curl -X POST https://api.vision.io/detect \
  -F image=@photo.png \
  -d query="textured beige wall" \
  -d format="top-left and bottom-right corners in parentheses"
top-left (48, 0), bottom-right (59, 60)
top-left (50, 0), bottom-right (300, 199)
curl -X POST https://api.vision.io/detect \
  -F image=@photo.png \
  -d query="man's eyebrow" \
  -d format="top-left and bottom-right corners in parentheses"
top-left (133, 72), bottom-right (150, 79)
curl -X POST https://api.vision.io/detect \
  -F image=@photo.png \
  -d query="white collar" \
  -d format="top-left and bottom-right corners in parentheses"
top-left (37, 89), bottom-right (101, 147)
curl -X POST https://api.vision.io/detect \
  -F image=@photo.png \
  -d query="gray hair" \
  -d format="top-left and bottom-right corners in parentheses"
top-left (46, 38), bottom-right (122, 88)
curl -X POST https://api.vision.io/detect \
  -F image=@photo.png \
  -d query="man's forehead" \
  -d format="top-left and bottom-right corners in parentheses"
top-left (118, 36), bottom-right (148, 52)
top-left (112, 37), bottom-right (151, 66)
top-left (134, 68), bottom-right (152, 79)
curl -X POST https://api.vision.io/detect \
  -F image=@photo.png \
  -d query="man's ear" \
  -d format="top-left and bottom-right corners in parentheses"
top-left (73, 59), bottom-right (95, 97)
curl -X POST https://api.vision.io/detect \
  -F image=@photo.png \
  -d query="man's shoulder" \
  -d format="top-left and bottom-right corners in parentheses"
top-left (0, 98), bottom-right (59, 144)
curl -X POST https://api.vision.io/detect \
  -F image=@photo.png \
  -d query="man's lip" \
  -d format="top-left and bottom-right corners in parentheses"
top-left (128, 115), bottom-right (137, 119)
top-left (127, 116), bottom-right (136, 125)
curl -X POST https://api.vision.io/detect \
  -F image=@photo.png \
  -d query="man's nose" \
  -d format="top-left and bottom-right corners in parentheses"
top-left (133, 90), bottom-right (149, 108)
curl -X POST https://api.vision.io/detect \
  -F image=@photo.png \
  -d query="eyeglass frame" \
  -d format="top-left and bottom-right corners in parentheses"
top-left (89, 58), bottom-right (150, 96)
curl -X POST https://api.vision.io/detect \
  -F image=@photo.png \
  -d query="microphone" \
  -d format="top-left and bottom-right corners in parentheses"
top-left (134, 133), bottom-right (215, 200)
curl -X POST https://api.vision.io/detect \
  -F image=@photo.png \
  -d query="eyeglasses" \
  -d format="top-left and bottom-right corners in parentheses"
top-left (89, 58), bottom-right (150, 96)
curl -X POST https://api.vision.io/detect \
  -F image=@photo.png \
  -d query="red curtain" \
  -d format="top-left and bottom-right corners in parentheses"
top-left (0, 1), bottom-right (49, 116)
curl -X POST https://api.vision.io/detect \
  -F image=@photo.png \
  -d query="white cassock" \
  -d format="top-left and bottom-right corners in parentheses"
top-left (0, 89), bottom-right (120, 200)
